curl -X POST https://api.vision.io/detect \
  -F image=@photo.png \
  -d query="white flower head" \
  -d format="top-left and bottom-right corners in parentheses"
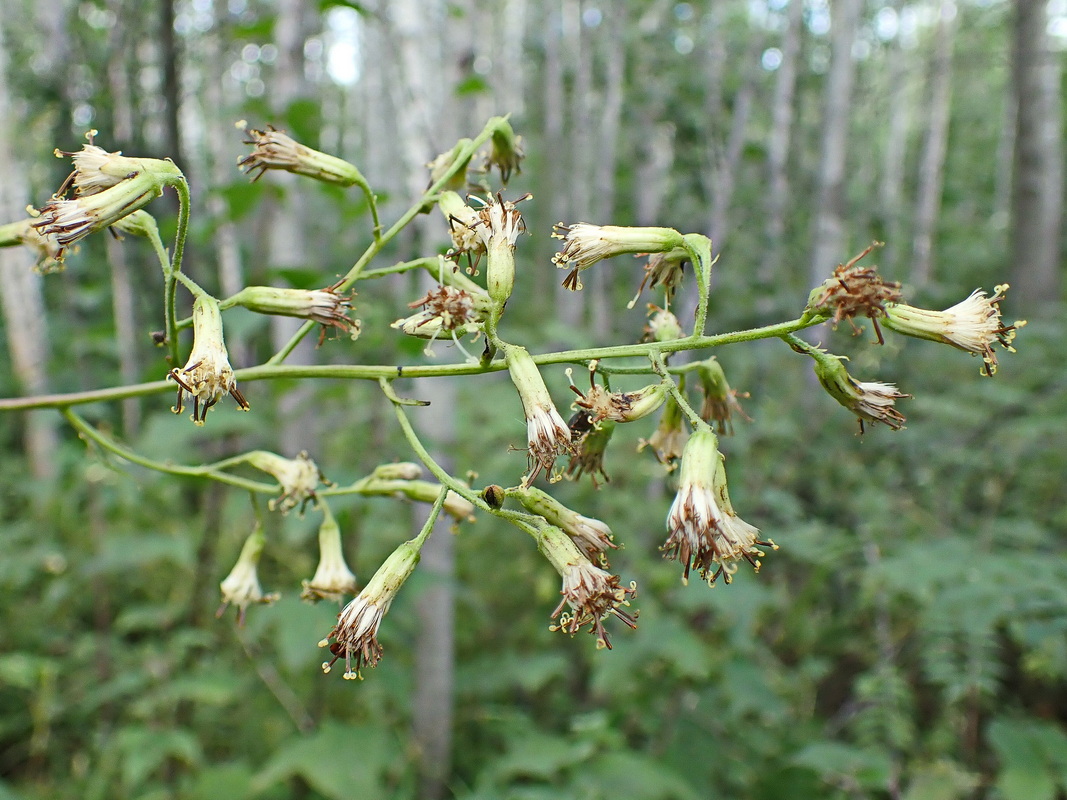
top-left (812, 351), bottom-right (910, 433)
top-left (507, 346), bottom-right (573, 484)
top-left (538, 525), bottom-right (637, 650)
top-left (238, 124), bottom-right (364, 186)
top-left (217, 524), bottom-right (280, 626)
top-left (319, 542), bottom-right (420, 680)
top-left (301, 510), bottom-right (358, 604)
top-left (883, 284), bottom-right (1023, 376)
top-left (663, 429), bottom-right (774, 585)
top-left (552, 223), bottom-right (684, 291)
top-left (246, 450), bottom-right (324, 514)
top-left (168, 295), bottom-right (249, 425)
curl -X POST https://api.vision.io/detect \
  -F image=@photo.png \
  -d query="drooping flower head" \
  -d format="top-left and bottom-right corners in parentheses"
top-left (246, 450), bottom-right (325, 514)
top-left (663, 428), bottom-right (775, 585)
top-left (628, 247), bottom-right (690, 308)
top-left (217, 522), bottom-right (280, 625)
top-left (565, 417), bottom-right (615, 487)
top-left (301, 505), bottom-right (359, 603)
top-left (0, 218), bottom-right (64, 273)
top-left (537, 524), bottom-right (637, 650)
top-left (168, 295), bottom-right (249, 425)
top-left (641, 304), bottom-right (684, 343)
top-left (319, 541), bottom-right (420, 680)
top-left (637, 392), bottom-right (688, 471)
top-left (882, 285), bottom-right (1022, 376)
top-left (509, 485), bottom-right (618, 566)
top-left (811, 349), bottom-right (910, 433)
top-left (552, 223), bottom-right (684, 291)
top-left (695, 358), bottom-right (751, 436)
top-left (506, 345), bottom-right (573, 484)
top-left (484, 119), bottom-right (525, 184)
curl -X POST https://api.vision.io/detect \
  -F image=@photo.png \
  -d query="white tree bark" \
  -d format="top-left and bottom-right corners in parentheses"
top-left (1009, 0), bottom-right (1063, 306)
top-left (0, 7), bottom-right (59, 479)
top-left (878, 0), bottom-right (911, 276)
top-left (910, 0), bottom-right (956, 286)
top-left (808, 0), bottom-right (863, 287)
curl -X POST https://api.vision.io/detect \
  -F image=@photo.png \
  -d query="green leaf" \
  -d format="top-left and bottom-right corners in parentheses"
top-left (792, 741), bottom-right (893, 790)
top-left (115, 726), bottom-right (203, 791)
top-left (253, 721), bottom-right (395, 800)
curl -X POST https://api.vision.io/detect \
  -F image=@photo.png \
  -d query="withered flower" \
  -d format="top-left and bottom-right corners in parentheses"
top-left (806, 242), bottom-right (902, 343)
top-left (565, 417), bottom-right (615, 487)
top-left (637, 394), bottom-right (688, 471)
top-left (568, 367), bottom-right (667, 425)
top-left (229, 283), bottom-right (360, 341)
top-left (238, 124), bottom-right (365, 186)
top-left (509, 485), bottom-right (617, 565)
top-left (811, 350), bottom-right (910, 432)
top-left (695, 358), bottom-right (751, 436)
top-left (246, 450), bottom-right (325, 514)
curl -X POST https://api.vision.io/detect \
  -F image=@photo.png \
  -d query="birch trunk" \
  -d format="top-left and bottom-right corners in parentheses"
top-left (910, 0), bottom-right (956, 287)
top-left (0, 8), bottom-right (58, 479)
top-left (760, 0), bottom-right (804, 291)
top-left (878, 0), bottom-right (910, 276)
top-left (1009, 0), bottom-right (1063, 307)
top-left (808, 0), bottom-right (863, 287)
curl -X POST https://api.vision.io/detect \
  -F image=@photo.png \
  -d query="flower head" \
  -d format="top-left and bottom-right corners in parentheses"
top-left (552, 223), bottom-right (684, 291)
top-left (471, 193), bottom-right (530, 305)
top-left (663, 429), bottom-right (775, 585)
top-left (538, 524), bottom-right (637, 650)
top-left (438, 192), bottom-right (486, 274)
top-left (806, 243), bottom-right (902, 343)
top-left (217, 523), bottom-right (280, 626)
top-left (882, 285), bottom-right (1022, 376)
top-left (812, 351), bottom-right (910, 432)
top-left (509, 485), bottom-right (617, 565)
top-left (695, 358), bottom-right (751, 436)
top-left (246, 450), bottom-right (325, 514)
top-left (565, 417), bottom-right (615, 487)
top-left (628, 248), bottom-right (689, 308)
top-left (230, 283), bottom-right (360, 341)
top-left (484, 120), bottom-right (525, 184)
top-left (301, 507), bottom-right (359, 603)
top-left (506, 345), bottom-right (573, 484)
top-left (426, 140), bottom-right (474, 192)
top-left (637, 394), bottom-right (688, 471)
top-left (238, 124), bottom-right (365, 186)
top-left (0, 218), bottom-right (64, 273)
top-left (168, 295), bottom-right (249, 424)
top-left (319, 542), bottom-right (420, 679)
top-left (641, 304), bottom-right (684, 343)
top-left (568, 367), bottom-right (667, 425)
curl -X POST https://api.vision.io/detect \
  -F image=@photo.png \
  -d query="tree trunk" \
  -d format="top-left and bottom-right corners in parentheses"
top-left (910, 0), bottom-right (956, 287)
top-left (760, 0), bottom-right (804, 293)
top-left (878, 0), bottom-right (910, 276)
top-left (808, 0), bottom-right (863, 287)
top-left (0, 8), bottom-right (59, 479)
top-left (1009, 0), bottom-right (1063, 308)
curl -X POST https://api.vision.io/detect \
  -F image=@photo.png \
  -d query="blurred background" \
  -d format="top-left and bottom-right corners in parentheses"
top-left (0, 0), bottom-right (1064, 798)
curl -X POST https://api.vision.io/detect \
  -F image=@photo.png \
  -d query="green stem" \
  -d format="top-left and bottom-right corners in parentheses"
top-left (355, 176), bottom-right (382, 243)
top-left (145, 222), bottom-right (180, 364)
top-left (650, 353), bottom-right (709, 431)
top-left (682, 234), bottom-right (714, 336)
top-left (63, 408), bottom-right (278, 493)
top-left (267, 119), bottom-right (510, 366)
top-left (0, 317), bottom-right (817, 412)
top-left (410, 485), bottom-right (448, 550)
top-left (168, 179), bottom-right (192, 362)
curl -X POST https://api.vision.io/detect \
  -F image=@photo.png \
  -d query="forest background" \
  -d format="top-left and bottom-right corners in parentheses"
top-left (0, 0), bottom-right (1064, 798)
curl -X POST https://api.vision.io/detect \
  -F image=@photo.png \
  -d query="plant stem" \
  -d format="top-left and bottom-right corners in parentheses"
top-left (266, 118), bottom-right (510, 366)
top-left (0, 317), bottom-right (817, 412)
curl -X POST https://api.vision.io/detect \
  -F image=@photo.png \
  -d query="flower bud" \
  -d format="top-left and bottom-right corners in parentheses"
top-left (426, 139), bottom-right (474, 191)
top-left (371, 462), bottom-right (424, 481)
top-left (641, 305), bottom-right (684, 343)
top-left (484, 117), bottom-right (525, 184)
top-left (695, 358), bottom-right (751, 435)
